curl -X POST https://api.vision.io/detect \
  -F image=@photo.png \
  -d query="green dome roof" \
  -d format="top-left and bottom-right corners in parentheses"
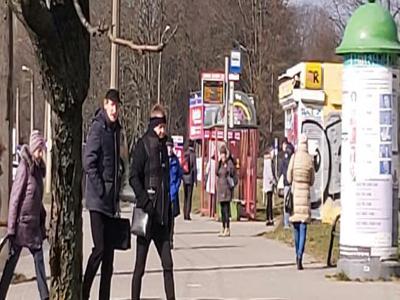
top-left (336, 0), bottom-right (400, 54)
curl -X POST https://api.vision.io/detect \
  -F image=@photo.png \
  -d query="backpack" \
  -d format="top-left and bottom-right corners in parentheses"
top-left (181, 154), bottom-right (190, 174)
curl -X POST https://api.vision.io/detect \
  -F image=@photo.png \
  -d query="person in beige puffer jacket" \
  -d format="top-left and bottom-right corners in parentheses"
top-left (287, 134), bottom-right (315, 270)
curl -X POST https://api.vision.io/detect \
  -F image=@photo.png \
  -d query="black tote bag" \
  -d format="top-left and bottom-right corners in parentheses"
top-left (110, 217), bottom-right (131, 251)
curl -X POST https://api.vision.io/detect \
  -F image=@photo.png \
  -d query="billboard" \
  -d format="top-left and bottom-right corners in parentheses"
top-left (201, 72), bottom-right (225, 104)
top-left (305, 62), bottom-right (323, 90)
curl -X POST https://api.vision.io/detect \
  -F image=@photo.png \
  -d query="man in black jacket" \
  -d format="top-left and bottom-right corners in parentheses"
top-left (130, 104), bottom-right (175, 300)
top-left (82, 89), bottom-right (121, 300)
top-left (182, 140), bottom-right (197, 220)
top-left (279, 137), bottom-right (294, 229)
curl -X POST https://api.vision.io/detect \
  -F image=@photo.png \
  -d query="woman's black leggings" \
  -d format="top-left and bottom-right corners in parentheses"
top-left (220, 202), bottom-right (230, 229)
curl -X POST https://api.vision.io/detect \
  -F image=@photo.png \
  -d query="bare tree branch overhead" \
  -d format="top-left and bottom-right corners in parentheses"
top-left (108, 25), bottom-right (178, 53)
top-left (73, 0), bottom-right (177, 52)
top-left (73, 0), bottom-right (109, 36)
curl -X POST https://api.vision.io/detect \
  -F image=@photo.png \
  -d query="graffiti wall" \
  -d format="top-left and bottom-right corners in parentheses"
top-left (302, 111), bottom-right (342, 222)
top-left (300, 104), bottom-right (323, 219)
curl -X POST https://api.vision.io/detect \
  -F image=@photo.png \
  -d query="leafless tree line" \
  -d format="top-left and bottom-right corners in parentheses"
top-left (85, 0), bottom-right (338, 154)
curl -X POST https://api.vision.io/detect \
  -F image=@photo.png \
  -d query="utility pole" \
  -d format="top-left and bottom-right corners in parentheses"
top-left (44, 101), bottom-right (52, 194)
top-left (22, 65), bottom-right (34, 131)
top-left (30, 70), bottom-right (34, 131)
top-left (16, 87), bottom-right (20, 147)
top-left (224, 56), bottom-right (229, 143)
top-left (0, 3), bottom-right (13, 231)
top-left (157, 44), bottom-right (162, 104)
top-left (157, 25), bottom-right (170, 104)
top-left (110, 0), bottom-right (120, 89)
top-left (270, 68), bottom-right (274, 134)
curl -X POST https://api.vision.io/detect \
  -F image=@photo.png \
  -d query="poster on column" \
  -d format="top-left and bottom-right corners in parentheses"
top-left (392, 70), bottom-right (400, 199)
top-left (392, 70), bottom-right (399, 152)
top-left (340, 55), bottom-right (395, 258)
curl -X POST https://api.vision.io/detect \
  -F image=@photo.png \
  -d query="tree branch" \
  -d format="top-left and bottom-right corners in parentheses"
top-left (72, 0), bottom-right (108, 36)
top-left (393, 6), bottom-right (400, 18)
top-left (107, 25), bottom-right (178, 54)
top-left (72, 0), bottom-right (178, 53)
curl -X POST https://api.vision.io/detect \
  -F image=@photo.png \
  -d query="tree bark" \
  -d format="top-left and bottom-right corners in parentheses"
top-left (0, 2), bottom-right (13, 229)
top-left (9, 1), bottom-right (90, 299)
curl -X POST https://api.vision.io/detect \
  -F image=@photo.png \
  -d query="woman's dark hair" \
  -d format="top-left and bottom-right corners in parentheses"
top-left (184, 139), bottom-right (194, 150)
top-left (265, 146), bottom-right (272, 155)
top-left (219, 145), bottom-right (227, 155)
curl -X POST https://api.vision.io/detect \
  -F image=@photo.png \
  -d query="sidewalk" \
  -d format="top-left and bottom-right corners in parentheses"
top-left (7, 206), bottom-right (400, 299)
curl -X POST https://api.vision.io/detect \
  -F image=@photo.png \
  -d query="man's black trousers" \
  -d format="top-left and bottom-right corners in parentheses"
top-left (82, 211), bottom-right (115, 300)
top-left (183, 183), bottom-right (194, 220)
top-left (131, 222), bottom-right (175, 300)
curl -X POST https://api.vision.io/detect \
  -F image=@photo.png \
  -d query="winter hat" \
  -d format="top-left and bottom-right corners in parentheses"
top-left (29, 130), bottom-right (46, 153)
top-left (166, 136), bottom-right (174, 147)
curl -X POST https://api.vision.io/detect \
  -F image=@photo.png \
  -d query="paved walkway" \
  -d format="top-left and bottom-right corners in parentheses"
top-left (6, 205), bottom-right (400, 299)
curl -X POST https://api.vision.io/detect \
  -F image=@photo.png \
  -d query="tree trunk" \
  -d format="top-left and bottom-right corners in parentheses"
top-left (0, 2), bottom-right (13, 229)
top-left (9, 1), bottom-right (90, 298)
top-left (49, 103), bottom-right (83, 299)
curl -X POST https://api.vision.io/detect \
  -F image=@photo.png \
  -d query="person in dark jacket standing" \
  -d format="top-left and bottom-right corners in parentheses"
top-left (216, 145), bottom-right (236, 237)
top-left (166, 137), bottom-right (183, 249)
top-left (82, 89), bottom-right (121, 300)
top-left (130, 104), bottom-right (175, 300)
top-left (0, 131), bottom-right (49, 300)
top-left (279, 137), bottom-right (294, 229)
top-left (182, 140), bottom-right (197, 220)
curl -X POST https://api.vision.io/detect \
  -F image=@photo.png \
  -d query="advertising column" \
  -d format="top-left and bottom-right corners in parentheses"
top-left (340, 54), bottom-right (397, 259)
top-left (336, 0), bottom-right (400, 280)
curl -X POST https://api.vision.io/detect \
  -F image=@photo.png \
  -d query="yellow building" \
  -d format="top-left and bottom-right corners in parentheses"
top-left (279, 61), bottom-right (343, 223)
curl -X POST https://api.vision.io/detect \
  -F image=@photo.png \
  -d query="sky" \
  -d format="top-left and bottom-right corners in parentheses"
top-left (290, 0), bottom-right (324, 7)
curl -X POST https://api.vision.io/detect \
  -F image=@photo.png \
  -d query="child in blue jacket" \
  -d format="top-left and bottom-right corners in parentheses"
top-left (166, 137), bottom-right (183, 249)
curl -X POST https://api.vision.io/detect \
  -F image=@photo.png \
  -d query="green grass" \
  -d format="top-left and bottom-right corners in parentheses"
top-left (265, 222), bottom-right (339, 265)
top-left (179, 184), bottom-right (201, 214)
top-left (325, 272), bottom-right (351, 282)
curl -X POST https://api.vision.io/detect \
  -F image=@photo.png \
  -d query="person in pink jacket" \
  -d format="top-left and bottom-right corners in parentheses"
top-left (0, 131), bottom-right (49, 300)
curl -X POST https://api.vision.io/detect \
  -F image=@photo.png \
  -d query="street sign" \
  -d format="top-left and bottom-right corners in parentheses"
top-left (188, 93), bottom-right (203, 140)
top-left (230, 50), bottom-right (241, 74)
top-left (228, 73), bottom-right (240, 81)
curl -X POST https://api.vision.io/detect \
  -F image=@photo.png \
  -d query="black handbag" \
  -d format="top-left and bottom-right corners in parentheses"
top-left (110, 217), bottom-right (131, 251)
top-left (131, 205), bottom-right (151, 238)
top-left (284, 186), bottom-right (294, 215)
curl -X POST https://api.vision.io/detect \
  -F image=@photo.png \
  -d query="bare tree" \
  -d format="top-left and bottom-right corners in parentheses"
top-left (330, 0), bottom-right (400, 33)
top-left (8, 0), bottom-right (176, 299)
top-left (8, 1), bottom-right (91, 298)
top-left (296, 5), bottom-right (339, 61)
